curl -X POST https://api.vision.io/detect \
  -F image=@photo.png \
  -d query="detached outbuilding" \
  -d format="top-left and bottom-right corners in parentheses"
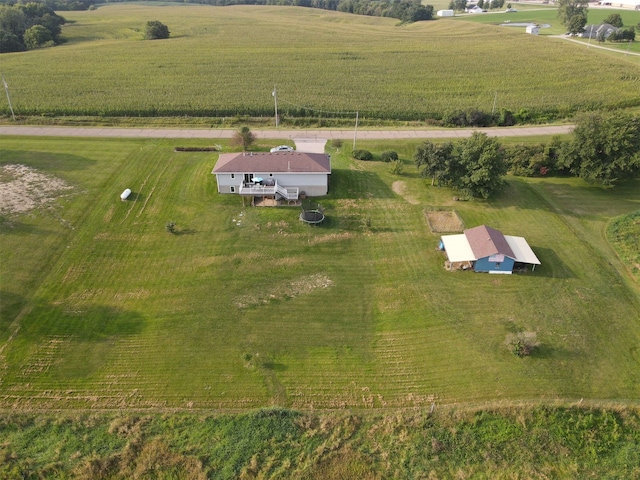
top-left (440, 225), bottom-right (541, 274)
top-left (526, 25), bottom-right (540, 35)
top-left (437, 9), bottom-right (455, 16)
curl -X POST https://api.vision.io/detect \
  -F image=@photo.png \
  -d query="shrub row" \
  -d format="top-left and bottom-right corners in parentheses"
top-left (352, 150), bottom-right (399, 162)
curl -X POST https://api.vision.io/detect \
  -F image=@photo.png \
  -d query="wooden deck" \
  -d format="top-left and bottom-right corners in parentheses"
top-left (253, 197), bottom-right (302, 207)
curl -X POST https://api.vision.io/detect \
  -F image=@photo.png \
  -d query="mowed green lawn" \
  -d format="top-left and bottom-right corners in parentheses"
top-left (1, 4), bottom-right (639, 120)
top-left (1, 136), bottom-right (639, 410)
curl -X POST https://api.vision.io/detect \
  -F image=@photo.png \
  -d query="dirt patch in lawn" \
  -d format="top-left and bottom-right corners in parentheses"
top-left (235, 273), bottom-right (334, 308)
top-left (425, 209), bottom-right (464, 233)
top-left (0, 164), bottom-right (74, 216)
top-left (392, 181), bottom-right (419, 205)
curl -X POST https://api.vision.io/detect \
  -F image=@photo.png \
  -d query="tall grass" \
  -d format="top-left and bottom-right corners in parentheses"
top-left (1, 407), bottom-right (640, 478)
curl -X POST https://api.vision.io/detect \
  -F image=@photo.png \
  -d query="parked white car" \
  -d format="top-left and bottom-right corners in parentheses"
top-left (270, 145), bottom-right (294, 152)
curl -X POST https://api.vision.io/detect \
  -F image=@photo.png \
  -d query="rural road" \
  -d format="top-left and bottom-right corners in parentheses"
top-left (0, 125), bottom-right (573, 140)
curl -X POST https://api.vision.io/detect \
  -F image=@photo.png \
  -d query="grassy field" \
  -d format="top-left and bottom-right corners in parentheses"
top-left (2, 407), bottom-right (640, 478)
top-left (607, 210), bottom-right (640, 283)
top-left (0, 4), bottom-right (639, 121)
top-left (1, 135), bottom-right (639, 411)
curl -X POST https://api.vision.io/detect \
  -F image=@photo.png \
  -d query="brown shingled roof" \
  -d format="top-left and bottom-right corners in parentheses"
top-left (464, 225), bottom-right (515, 260)
top-left (213, 152), bottom-right (331, 174)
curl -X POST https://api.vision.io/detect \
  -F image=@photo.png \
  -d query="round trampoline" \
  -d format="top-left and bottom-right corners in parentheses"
top-left (299, 204), bottom-right (325, 225)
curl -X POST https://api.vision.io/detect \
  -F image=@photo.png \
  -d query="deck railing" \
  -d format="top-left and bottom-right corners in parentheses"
top-left (239, 181), bottom-right (299, 200)
top-left (239, 184), bottom-right (276, 196)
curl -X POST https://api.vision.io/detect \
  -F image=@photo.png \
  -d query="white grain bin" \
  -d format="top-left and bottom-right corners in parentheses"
top-left (437, 9), bottom-right (454, 16)
top-left (120, 188), bottom-right (132, 201)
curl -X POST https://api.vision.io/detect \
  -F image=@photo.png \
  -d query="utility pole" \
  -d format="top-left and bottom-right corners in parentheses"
top-left (272, 85), bottom-right (278, 128)
top-left (2, 76), bottom-right (16, 121)
top-left (353, 111), bottom-right (359, 151)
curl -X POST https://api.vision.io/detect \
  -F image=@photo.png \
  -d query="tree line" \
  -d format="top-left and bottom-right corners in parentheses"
top-left (0, 1), bottom-right (65, 52)
top-left (21, 0), bottom-right (435, 23)
top-left (415, 112), bottom-right (640, 199)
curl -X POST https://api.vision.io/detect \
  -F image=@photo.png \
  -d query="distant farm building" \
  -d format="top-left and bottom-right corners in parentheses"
top-left (599, 0), bottom-right (640, 9)
top-left (439, 225), bottom-right (541, 273)
top-left (212, 151), bottom-right (331, 206)
top-left (580, 24), bottom-right (619, 39)
top-left (526, 25), bottom-right (540, 35)
top-left (437, 9), bottom-right (454, 16)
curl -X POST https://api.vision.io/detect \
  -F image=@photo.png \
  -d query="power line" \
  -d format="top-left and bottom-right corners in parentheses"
top-left (2, 75), bottom-right (16, 121)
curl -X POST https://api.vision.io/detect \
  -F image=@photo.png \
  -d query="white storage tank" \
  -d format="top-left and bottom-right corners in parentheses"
top-left (120, 188), bottom-right (132, 201)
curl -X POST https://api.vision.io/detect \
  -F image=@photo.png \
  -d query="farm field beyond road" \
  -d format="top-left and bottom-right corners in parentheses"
top-left (1, 4), bottom-right (639, 121)
top-left (1, 136), bottom-right (639, 410)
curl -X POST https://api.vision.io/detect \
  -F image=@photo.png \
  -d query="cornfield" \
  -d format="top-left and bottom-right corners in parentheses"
top-left (1, 4), bottom-right (639, 120)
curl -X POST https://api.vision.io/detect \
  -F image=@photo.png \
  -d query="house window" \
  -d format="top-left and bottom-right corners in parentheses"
top-left (231, 174), bottom-right (235, 179)
top-left (230, 186), bottom-right (235, 193)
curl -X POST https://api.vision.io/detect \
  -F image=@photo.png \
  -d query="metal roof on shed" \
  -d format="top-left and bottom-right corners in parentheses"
top-left (441, 226), bottom-right (541, 265)
top-left (465, 225), bottom-right (515, 260)
top-left (441, 234), bottom-right (476, 262)
top-left (504, 235), bottom-right (541, 265)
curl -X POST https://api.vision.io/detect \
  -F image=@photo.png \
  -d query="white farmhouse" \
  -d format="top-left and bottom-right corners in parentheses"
top-left (212, 151), bottom-right (331, 204)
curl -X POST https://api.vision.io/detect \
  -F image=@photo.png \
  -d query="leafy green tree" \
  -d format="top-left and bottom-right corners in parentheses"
top-left (404, 4), bottom-right (433, 22)
top-left (448, 0), bottom-right (467, 11)
top-left (144, 20), bottom-right (170, 40)
top-left (567, 13), bottom-right (587, 35)
top-left (0, 5), bottom-right (27, 52)
top-left (231, 126), bottom-right (256, 151)
top-left (608, 27), bottom-right (635, 42)
top-left (566, 112), bottom-right (640, 185)
top-left (0, 30), bottom-right (25, 52)
top-left (557, 0), bottom-right (588, 28)
top-left (602, 13), bottom-right (623, 28)
top-left (414, 140), bottom-right (453, 186)
top-left (0, 3), bottom-right (64, 52)
top-left (23, 24), bottom-right (53, 49)
top-left (17, 3), bottom-right (64, 40)
top-left (449, 132), bottom-right (507, 199)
